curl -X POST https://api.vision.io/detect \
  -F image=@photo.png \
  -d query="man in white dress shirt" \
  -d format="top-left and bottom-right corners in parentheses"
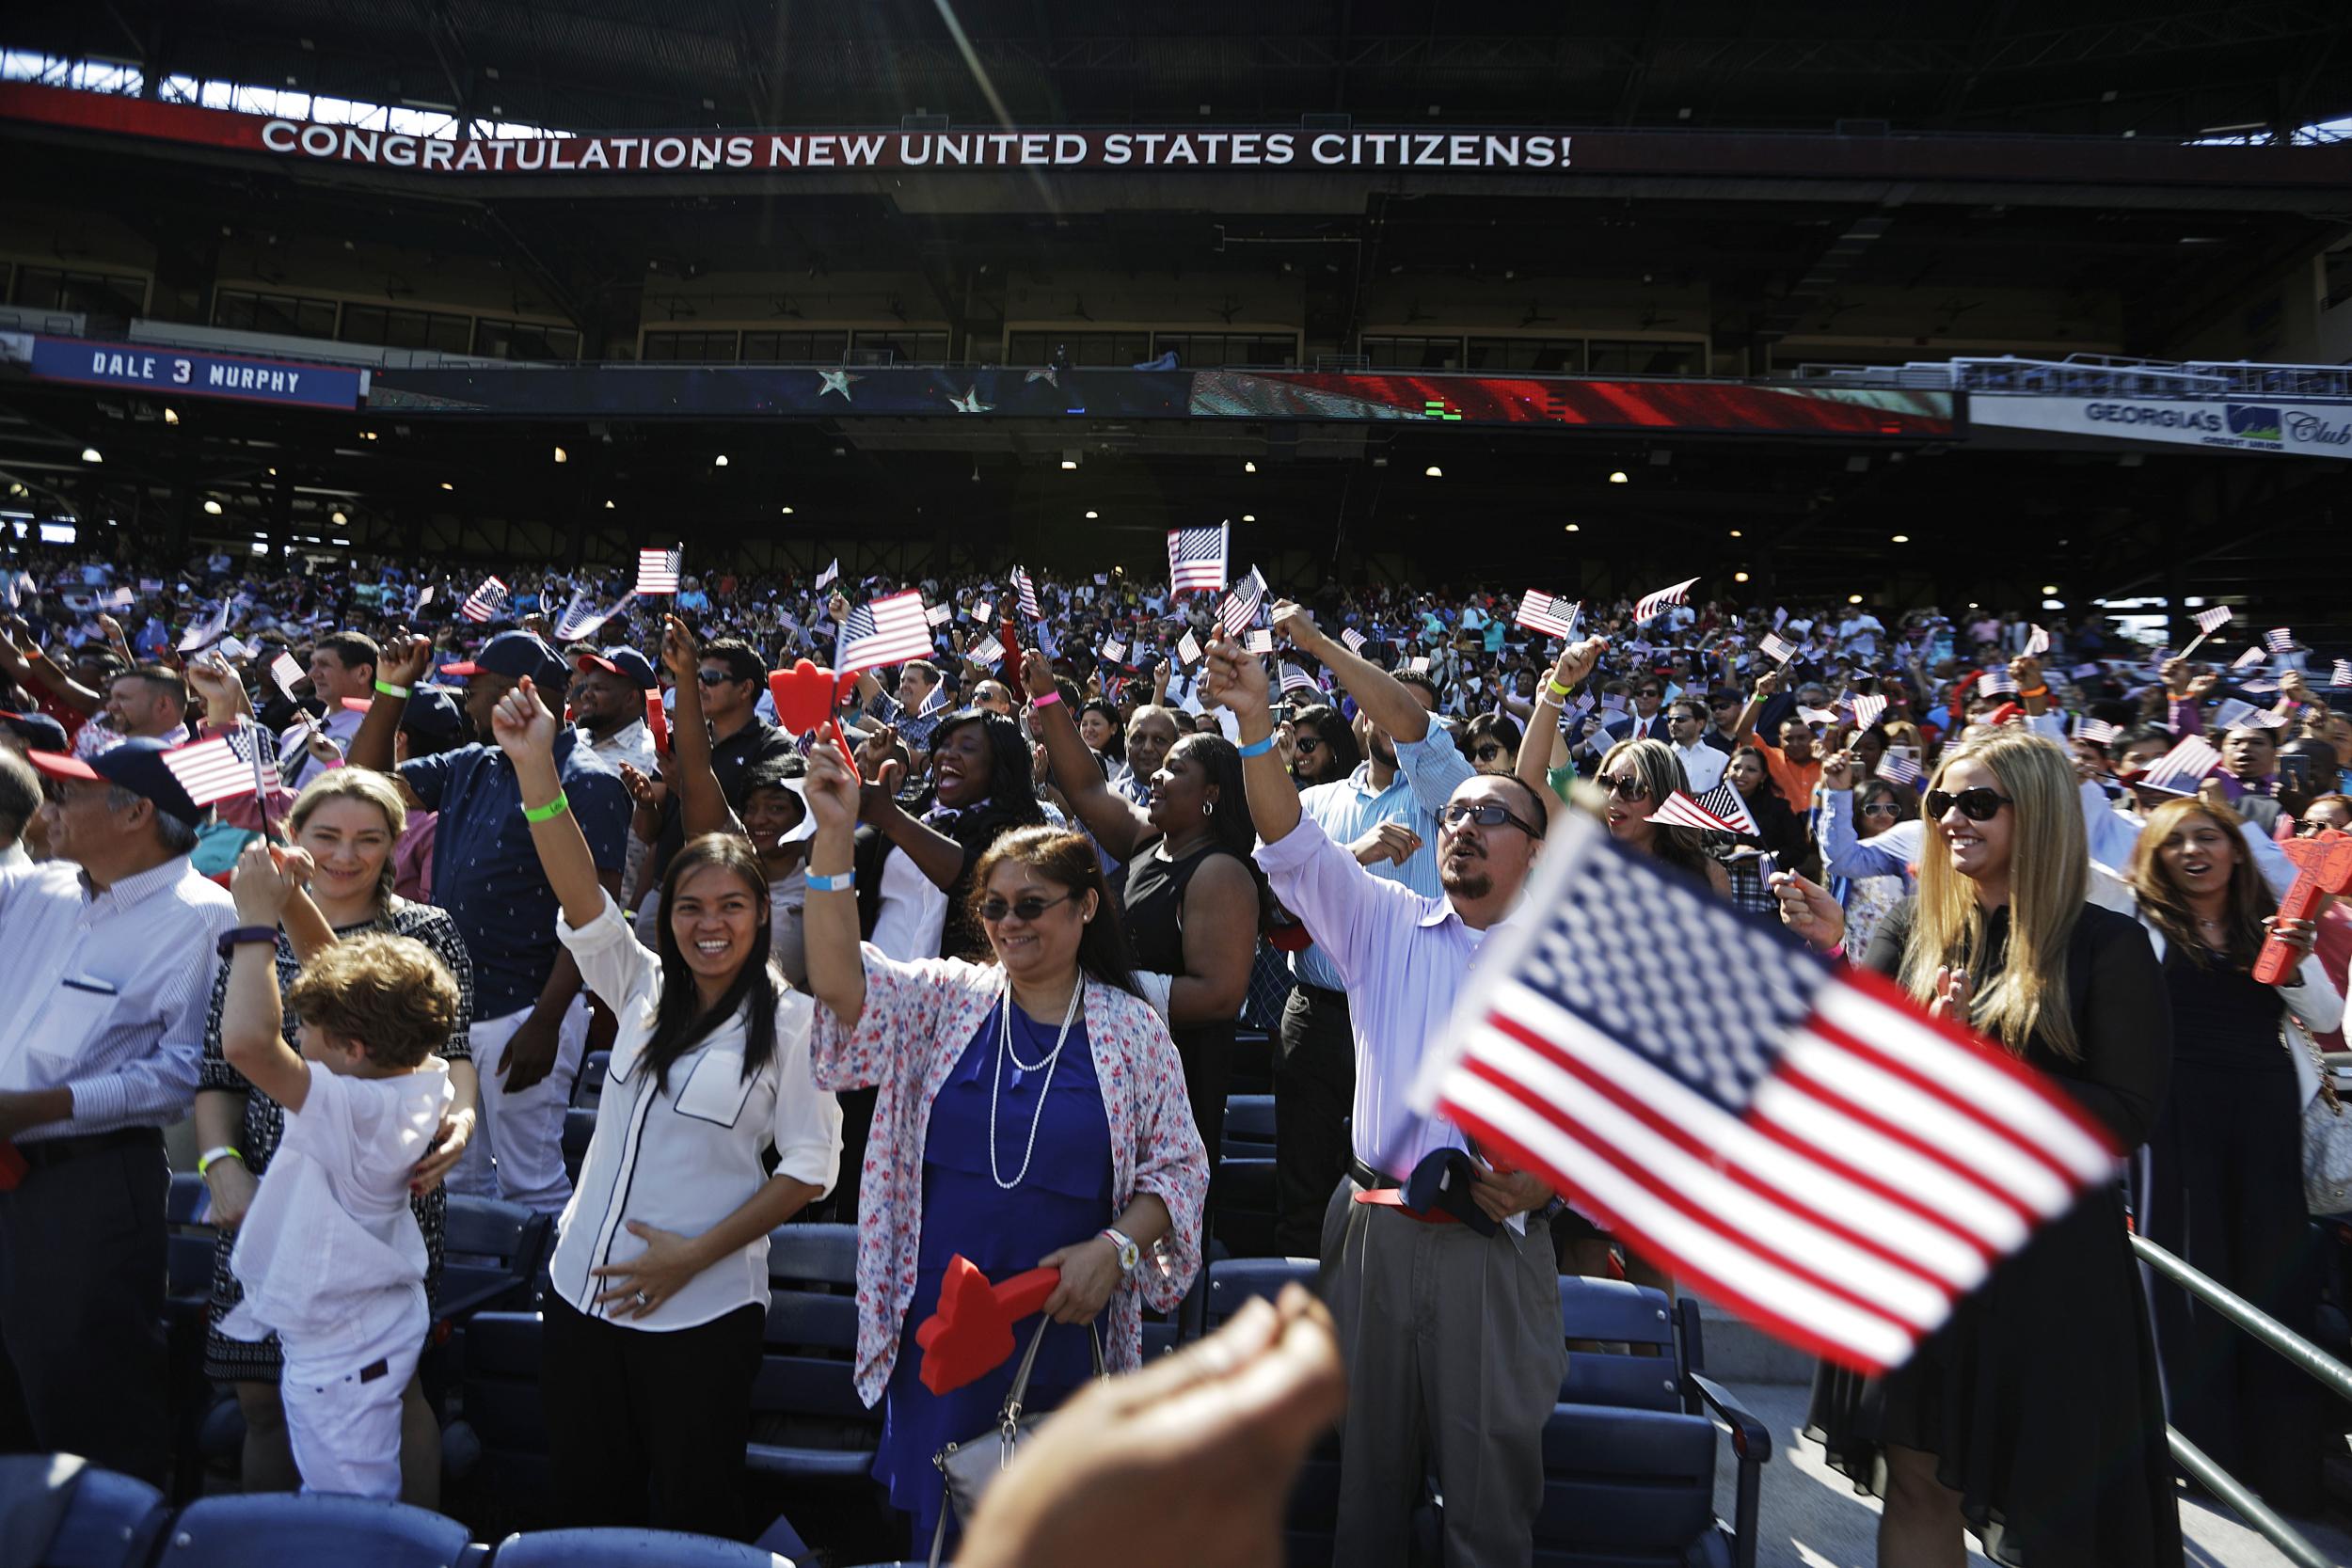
top-left (0, 738), bottom-right (237, 1483)
top-left (1664, 698), bottom-right (1727, 793)
top-left (280, 631), bottom-right (379, 791)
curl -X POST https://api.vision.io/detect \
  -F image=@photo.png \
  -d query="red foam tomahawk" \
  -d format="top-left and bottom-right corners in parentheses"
top-left (2255, 827), bottom-right (2352, 985)
top-left (644, 690), bottom-right (670, 757)
top-left (914, 1255), bottom-right (1062, 1395)
top-left (767, 659), bottom-right (862, 774)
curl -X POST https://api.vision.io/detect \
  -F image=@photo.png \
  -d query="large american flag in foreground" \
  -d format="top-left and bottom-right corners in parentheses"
top-left (1406, 812), bottom-right (2120, 1371)
top-left (164, 722), bottom-right (277, 807)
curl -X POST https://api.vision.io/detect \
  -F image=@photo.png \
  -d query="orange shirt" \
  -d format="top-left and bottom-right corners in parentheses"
top-left (1755, 738), bottom-right (1821, 810)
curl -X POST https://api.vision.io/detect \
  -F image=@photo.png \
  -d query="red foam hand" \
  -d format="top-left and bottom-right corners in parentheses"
top-left (644, 691), bottom-right (669, 756)
top-left (914, 1256), bottom-right (1063, 1396)
top-left (2254, 827), bottom-right (2352, 985)
top-left (998, 618), bottom-right (1023, 679)
top-left (767, 660), bottom-right (861, 773)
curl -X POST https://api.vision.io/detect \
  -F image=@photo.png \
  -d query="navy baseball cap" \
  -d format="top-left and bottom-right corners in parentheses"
top-left (442, 629), bottom-right (563, 686)
top-left (27, 736), bottom-right (203, 826)
top-left (0, 708), bottom-right (72, 753)
top-left (576, 646), bottom-right (658, 690)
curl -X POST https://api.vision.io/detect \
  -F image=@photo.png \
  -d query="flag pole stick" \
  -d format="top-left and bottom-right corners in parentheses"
top-left (2177, 629), bottom-right (2217, 662)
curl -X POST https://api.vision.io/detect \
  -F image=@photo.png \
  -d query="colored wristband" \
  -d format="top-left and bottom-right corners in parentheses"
top-left (374, 679), bottom-right (411, 699)
top-left (804, 869), bottom-right (855, 894)
top-left (198, 1146), bottom-right (243, 1177)
top-left (2016, 685), bottom-right (2050, 699)
top-left (1545, 677), bottom-right (1575, 700)
top-left (1030, 689), bottom-right (1062, 707)
top-left (522, 791), bottom-right (570, 823)
top-left (1235, 732), bottom-right (1277, 759)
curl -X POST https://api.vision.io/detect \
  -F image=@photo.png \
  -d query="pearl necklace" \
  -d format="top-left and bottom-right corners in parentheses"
top-left (991, 979), bottom-right (1083, 1192)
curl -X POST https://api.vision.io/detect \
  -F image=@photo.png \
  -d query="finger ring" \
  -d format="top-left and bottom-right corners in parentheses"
top-left (634, 1291), bottom-right (652, 1307)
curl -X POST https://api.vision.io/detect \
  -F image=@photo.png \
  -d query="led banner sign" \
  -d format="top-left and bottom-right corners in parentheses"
top-left (1971, 393), bottom-right (2352, 458)
top-left (2, 333), bottom-right (370, 410)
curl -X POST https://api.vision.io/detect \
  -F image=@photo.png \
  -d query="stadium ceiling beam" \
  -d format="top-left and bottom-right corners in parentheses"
top-left (728, 0), bottom-right (777, 123)
top-left (1613, 0), bottom-right (1666, 128)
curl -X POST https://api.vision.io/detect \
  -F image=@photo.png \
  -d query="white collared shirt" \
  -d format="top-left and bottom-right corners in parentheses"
top-left (1673, 738), bottom-right (1727, 794)
top-left (0, 856), bottom-right (238, 1138)
top-left (550, 894), bottom-right (843, 1331)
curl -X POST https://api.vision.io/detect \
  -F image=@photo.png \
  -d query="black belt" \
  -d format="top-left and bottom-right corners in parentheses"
top-left (15, 1126), bottom-right (160, 1171)
top-left (1297, 983), bottom-right (1348, 1006)
top-left (1347, 1156), bottom-right (1401, 1192)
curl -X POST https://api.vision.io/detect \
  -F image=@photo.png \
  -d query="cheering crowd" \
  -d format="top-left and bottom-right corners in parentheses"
top-left (0, 534), bottom-right (2348, 1567)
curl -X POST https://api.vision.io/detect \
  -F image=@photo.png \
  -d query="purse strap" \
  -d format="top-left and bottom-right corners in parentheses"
top-left (999, 1313), bottom-right (1108, 1431)
top-left (2285, 1008), bottom-right (2344, 1117)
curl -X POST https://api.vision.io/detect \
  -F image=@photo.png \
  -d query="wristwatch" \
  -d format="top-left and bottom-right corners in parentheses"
top-left (1100, 1226), bottom-right (1140, 1276)
top-left (216, 925), bottom-right (279, 958)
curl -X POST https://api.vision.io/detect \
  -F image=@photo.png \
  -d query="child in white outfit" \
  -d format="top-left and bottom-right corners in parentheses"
top-left (217, 845), bottom-right (461, 1497)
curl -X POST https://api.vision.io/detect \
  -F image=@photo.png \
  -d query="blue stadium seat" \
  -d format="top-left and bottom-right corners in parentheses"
top-left (1208, 1156), bottom-right (1279, 1259)
top-left (488, 1527), bottom-right (790, 1565)
top-left (437, 1197), bottom-right (551, 1323)
top-left (1229, 1029), bottom-right (1275, 1096)
top-left (1200, 1259), bottom-right (1340, 1567)
top-left (157, 1491), bottom-right (476, 1568)
top-left (164, 1173), bottom-right (215, 1304)
top-left (561, 1107), bottom-right (596, 1184)
top-left (22, 1459), bottom-right (170, 1568)
top-left (162, 1174), bottom-right (221, 1498)
top-left (1201, 1256), bottom-right (1319, 1328)
top-left (746, 1223), bottom-right (880, 1484)
top-left (1223, 1094), bottom-right (1276, 1158)
top-left (1557, 1276), bottom-right (1683, 1412)
top-left (571, 1050), bottom-right (611, 1110)
top-left (454, 1310), bottom-right (550, 1498)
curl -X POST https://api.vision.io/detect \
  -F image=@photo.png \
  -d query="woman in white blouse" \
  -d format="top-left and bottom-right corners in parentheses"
top-left (492, 678), bottom-right (843, 1538)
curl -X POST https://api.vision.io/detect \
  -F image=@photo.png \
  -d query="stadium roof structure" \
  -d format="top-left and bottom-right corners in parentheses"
top-left (8, 1), bottom-right (2352, 143)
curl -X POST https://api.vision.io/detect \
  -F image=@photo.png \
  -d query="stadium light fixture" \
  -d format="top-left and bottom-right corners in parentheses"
top-left (202, 499), bottom-right (223, 515)
top-left (1424, 465), bottom-right (1442, 478)
top-left (1085, 510), bottom-right (1100, 519)
top-left (553, 446), bottom-right (568, 463)
top-left (1734, 571), bottom-right (1749, 582)
top-left (1241, 514), bottom-right (1255, 522)
top-left (1244, 461), bottom-right (1257, 473)
top-left (1608, 470), bottom-right (1629, 483)
top-left (1891, 533), bottom-right (1909, 543)
top-left (714, 454), bottom-right (728, 467)
top-left (360, 431), bottom-right (377, 440)
top-left (330, 510), bottom-right (347, 526)
top-left (780, 505), bottom-right (794, 515)
top-left (1728, 529), bottom-right (1742, 538)
top-left (1849, 594), bottom-right (1864, 604)
top-left (80, 448), bottom-right (102, 463)
top-left (604, 499), bottom-right (616, 509)
top-left (1564, 523), bottom-right (1580, 532)
top-left (163, 407), bottom-right (179, 425)
top-left (439, 482), bottom-right (454, 491)
top-left (2042, 584), bottom-right (2058, 594)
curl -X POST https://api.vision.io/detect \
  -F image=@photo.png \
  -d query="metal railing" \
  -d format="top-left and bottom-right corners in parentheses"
top-left (1795, 353), bottom-right (2352, 402)
top-left (2130, 1230), bottom-right (2350, 1568)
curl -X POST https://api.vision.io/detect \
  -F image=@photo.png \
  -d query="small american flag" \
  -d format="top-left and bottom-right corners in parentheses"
top-left (2193, 606), bottom-right (2233, 635)
top-left (972, 599), bottom-right (993, 625)
top-left (2138, 734), bottom-right (2223, 793)
top-left (2332, 658), bottom-right (2352, 688)
top-left (557, 589), bottom-right (630, 642)
top-left (459, 577), bottom-right (508, 624)
top-left (1102, 637), bottom-right (1128, 665)
top-left (1176, 630), bottom-right (1202, 666)
top-left (1632, 577), bottom-right (1699, 624)
top-left (162, 724), bottom-right (277, 808)
top-left (815, 559), bottom-right (840, 591)
top-left (1652, 783), bottom-right (1760, 838)
top-left (2232, 644), bottom-right (2268, 671)
top-left (1404, 813), bottom-right (2122, 1372)
top-left (1846, 692), bottom-right (1888, 731)
top-left (925, 602), bottom-right (954, 626)
top-left (1759, 632), bottom-right (1798, 665)
top-left (1103, 673), bottom-right (1129, 702)
top-left (268, 652), bottom-right (306, 699)
top-left (1878, 753), bottom-right (1926, 789)
top-left (2265, 626), bottom-right (2296, 655)
top-left (1012, 567), bottom-right (1042, 622)
top-left (1516, 591), bottom-right (1580, 640)
top-left (836, 591), bottom-right (933, 674)
top-left (2074, 717), bottom-right (2122, 747)
top-left (1407, 656), bottom-right (1432, 673)
top-left (1341, 627), bottom-right (1369, 656)
top-left (1977, 668), bottom-right (2016, 696)
top-left (1278, 662), bottom-right (1319, 695)
top-left (1219, 566), bottom-right (1268, 638)
top-left (1168, 524), bottom-right (1229, 594)
top-left (2023, 626), bottom-right (2050, 657)
top-left (1243, 629), bottom-right (1275, 656)
top-left (636, 546), bottom-right (683, 595)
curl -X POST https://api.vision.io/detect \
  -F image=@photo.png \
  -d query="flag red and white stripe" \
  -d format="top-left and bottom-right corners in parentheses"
top-left (268, 652), bottom-right (306, 699)
top-left (1168, 524), bottom-right (1229, 594)
top-left (1404, 813), bottom-right (2122, 1373)
top-left (1878, 753), bottom-right (1927, 789)
top-left (2265, 626), bottom-right (2296, 655)
top-left (2139, 734), bottom-right (2223, 793)
top-left (1220, 566), bottom-right (1268, 637)
top-left (835, 591), bottom-right (933, 674)
top-left (458, 577), bottom-right (508, 624)
top-left (1341, 627), bottom-right (1369, 656)
top-left (1011, 568), bottom-right (1043, 622)
top-left (2193, 605), bottom-right (2233, 635)
top-left (1278, 662), bottom-right (1319, 695)
top-left (1101, 638), bottom-right (1127, 665)
top-left (162, 724), bottom-right (275, 808)
top-left (1516, 591), bottom-right (1580, 640)
top-left (2074, 717), bottom-right (2122, 747)
top-left (1632, 577), bottom-right (1698, 624)
top-left (1759, 632), bottom-right (1798, 665)
top-left (636, 546), bottom-right (682, 595)
top-left (2232, 644), bottom-right (2268, 671)
top-left (2333, 659), bottom-right (2352, 688)
top-left (1846, 692), bottom-right (1888, 731)
top-left (1651, 786), bottom-right (1756, 838)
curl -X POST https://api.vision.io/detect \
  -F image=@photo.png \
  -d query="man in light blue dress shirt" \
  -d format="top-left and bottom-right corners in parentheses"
top-left (1211, 623), bottom-right (1603, 1568)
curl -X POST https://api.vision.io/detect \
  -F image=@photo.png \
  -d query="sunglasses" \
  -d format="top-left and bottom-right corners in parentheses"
top-left (1439, 800), bottom-right (1546, 837)
top-left (1294, 736), bottom-right (1323, 753)
top-left (1471, 743), bottom-right (1508, 762)
top-left (695, 669), bottom-right (738, 686)
top-left (1925, 786), bottom-right (2012, 822)
top-left (978, 891), bottom-right (1076, 924)
top-left (1859, 802), bottom-right (1902, 818)
top-left (1597, 773), bottom-right (1649, 801)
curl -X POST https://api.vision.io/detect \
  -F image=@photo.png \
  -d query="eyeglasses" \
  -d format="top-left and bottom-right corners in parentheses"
top-left (1597, 773), bottom-right (1649, 801)
top-left (1439, 800), bottom-right (1545, 837)
top-left (1859, 802), bottom-right (1902, 818)
top-left (1924, 786), bottom-right (2012, 822)
top-left (978, 891), bottom-right (1076, 924)
top-left (1471, 743), bottom-right (1508, 763)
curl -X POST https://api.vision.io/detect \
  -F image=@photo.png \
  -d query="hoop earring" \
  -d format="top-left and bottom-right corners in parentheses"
top-left (1201, 800), bottom-right (1214, 818)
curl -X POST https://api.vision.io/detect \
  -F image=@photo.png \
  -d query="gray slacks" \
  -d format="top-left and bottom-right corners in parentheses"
top-left (1320, 1175), bottom-right (1564, 1568)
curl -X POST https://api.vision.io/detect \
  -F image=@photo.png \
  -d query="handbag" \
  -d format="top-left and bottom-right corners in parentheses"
top-left (2291, 1010), bottom-right (2352, 1213)
top-left (928, 1314), bottom-right (1105, 1567)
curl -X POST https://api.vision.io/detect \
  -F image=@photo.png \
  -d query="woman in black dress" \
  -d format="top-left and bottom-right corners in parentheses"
top-left (1776, 727), bottom-right (2180, 1567)
top-left (2127, 795), bottom-right (2337, 1514)
top-left (1023, 650), bottom-right (1262, 1160)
